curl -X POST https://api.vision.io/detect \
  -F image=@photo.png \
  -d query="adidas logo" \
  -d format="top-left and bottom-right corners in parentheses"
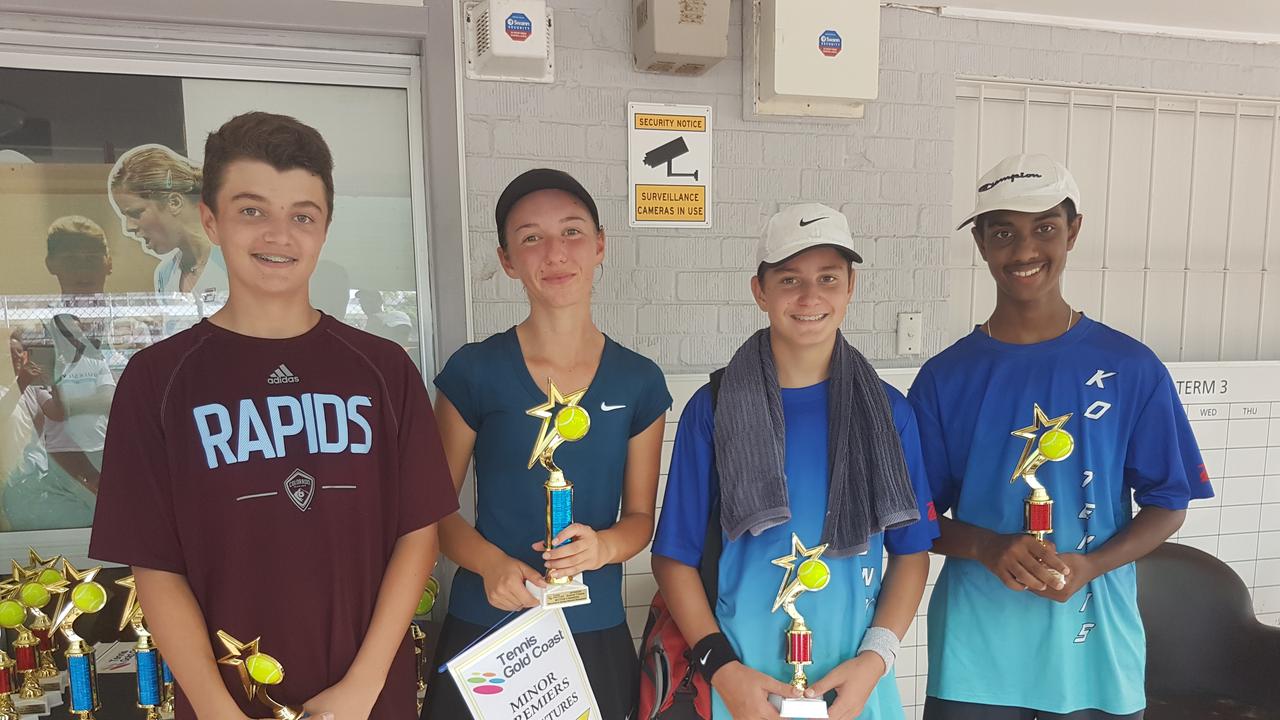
top-left (267, 364), bottom-right (301, 385)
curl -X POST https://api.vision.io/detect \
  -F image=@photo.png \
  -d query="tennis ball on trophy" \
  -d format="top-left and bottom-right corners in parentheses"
top-left (37, 568), bottom-right (63, 587)
top-left (0, 600), bottom-right (25, 628)
top-left (1038, 429), bottom-right (1074, 461)
top-left (18, 582), bottom-right (49, 609)
top-left (245, 653), bottom-right (285, 686)
top-left (797, 559), bottom-right (831, 592)
top-left (415, 582), bottom-right (438, 616)
top-left (555, 406), bottom-right (590, 441)
top-left (71, 581), bottom-right (108, 614)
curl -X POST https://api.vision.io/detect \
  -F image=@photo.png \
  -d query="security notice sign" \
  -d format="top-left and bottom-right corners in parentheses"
top-left (628, 102), bottom-right (712, 228)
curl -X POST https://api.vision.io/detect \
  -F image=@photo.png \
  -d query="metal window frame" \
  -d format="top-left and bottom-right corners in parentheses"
top-left (0, 1), bottom-right (470, 566)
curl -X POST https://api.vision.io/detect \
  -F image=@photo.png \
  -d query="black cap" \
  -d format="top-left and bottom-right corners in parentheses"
top-left (495, 168), bottom-right (600, 246)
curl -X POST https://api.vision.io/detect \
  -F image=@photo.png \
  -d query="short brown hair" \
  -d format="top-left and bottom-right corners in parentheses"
top-left (46, 215), bottom-right (108, 257)
top-left (756, 246), bottom-right (856, 283)
top-left (201, 112), bottom-right (335, 222)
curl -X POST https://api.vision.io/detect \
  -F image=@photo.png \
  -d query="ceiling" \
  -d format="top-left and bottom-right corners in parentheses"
top-left (895, 0), bottom-right (1280, 40)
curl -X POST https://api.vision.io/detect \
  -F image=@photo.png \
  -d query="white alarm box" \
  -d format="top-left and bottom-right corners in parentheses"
top-left (752, 0), bottom-right (880, 117)
top-left (465, 0), bottom-right (555, 83)
top-left (632, 0), bottom-right (731, 76)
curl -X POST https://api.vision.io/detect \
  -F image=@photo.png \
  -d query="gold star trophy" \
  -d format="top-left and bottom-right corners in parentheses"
top-left (52, 560), bottom-right (109, 720)
top-left (1010, 405), bottom-right (1076, 583)
top-left (768, 533), bottom-right (832, 719)
top-left (0, 560), bottom-right (68, 716)
top-left (1010, 405), bottom-right (1076, 540)
top-left (524, 379), bottom-right (592, 609)
top-left (116, 575), bottom-right (164, 719)
top-left (216, 630), bottom-right (308, 720)
top-left (15, 550), bottom-right (68, 691)
top-left (412, 576), bottom-right (440, 713)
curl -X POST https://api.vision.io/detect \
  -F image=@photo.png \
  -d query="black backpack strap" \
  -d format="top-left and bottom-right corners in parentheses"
top-left (708, 367), bottom-right (725, 410)
top-left (698, 369), bottom-right (726, 606)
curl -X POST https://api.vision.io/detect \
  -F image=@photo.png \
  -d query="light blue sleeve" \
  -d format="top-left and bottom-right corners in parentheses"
top-left (884, 384), bottom-right (940, 555)
top-left (1125, 369), bottom-right (1213, 508)
top-left (651, 384), bottom-right (716, 569)
top-left (907, 365), bottom-right (961, 515)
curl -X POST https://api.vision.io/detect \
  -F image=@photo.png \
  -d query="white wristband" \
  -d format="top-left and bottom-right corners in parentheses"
top-left (857, 626), bottom-right (899, 677)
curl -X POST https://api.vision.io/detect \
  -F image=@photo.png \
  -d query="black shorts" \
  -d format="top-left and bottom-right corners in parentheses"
top-left (924, 697), bottom-right (1144, 720)
top-left (420, 615), bottom-right (638, 720)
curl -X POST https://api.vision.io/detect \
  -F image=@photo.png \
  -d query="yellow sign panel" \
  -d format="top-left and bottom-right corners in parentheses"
top-left (635, 185), bottom-right (706, 222)
top-left (633, 113), bottom-right (707, 132)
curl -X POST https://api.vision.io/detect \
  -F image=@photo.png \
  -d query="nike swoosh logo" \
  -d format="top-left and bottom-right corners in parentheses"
top-left (700, 649), bottom-right (711, 665)
top-left (799, 216), bottom-right (828, 227)
top-left (600, 402), bottom-right (626, 412)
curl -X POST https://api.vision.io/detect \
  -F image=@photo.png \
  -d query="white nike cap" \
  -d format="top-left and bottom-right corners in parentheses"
top-left (956, 153), bottom-right (1082, 230)
top-left (756, 203), bottom-right (863, 267)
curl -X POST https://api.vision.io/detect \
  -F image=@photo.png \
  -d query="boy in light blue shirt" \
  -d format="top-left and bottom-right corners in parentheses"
top-left (911, 154), bottom-right (1212, 720)
top-left (654, 204), bottom-right (938, 720)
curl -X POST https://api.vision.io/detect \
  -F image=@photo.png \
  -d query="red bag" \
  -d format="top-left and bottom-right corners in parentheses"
top-left (638, 592), bottom-right (712, 719)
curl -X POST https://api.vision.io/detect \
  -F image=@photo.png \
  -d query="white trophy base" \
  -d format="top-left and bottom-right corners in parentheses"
top-left (768, 693), bottom-right (829, 718)
top-left (526, 575), bottom-right (590, 609)
top-left (12, 687), bottom-right (62, 716)
top-left (36, 671), bottom-right (64, 693)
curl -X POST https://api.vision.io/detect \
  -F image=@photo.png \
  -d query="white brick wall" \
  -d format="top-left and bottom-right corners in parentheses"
top-left (461, 3), bottom-right (1280, 372)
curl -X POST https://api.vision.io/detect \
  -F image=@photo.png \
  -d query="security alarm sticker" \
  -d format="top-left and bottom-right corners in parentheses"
top-left (506, 13), bottom-right (533, 42)
top-left (819, 30), bottom-right (842, 57)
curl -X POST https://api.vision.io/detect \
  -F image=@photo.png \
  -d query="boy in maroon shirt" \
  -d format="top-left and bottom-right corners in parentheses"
top-left (89, 112), bottom-right (457, 720)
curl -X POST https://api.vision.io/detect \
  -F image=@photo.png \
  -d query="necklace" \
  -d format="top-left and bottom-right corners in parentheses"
top-left (984, 306), bottom-right (1075, 342)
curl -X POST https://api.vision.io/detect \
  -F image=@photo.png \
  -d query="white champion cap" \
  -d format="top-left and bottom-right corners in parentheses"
top-left (956, 153), bottom-right (1082, 230)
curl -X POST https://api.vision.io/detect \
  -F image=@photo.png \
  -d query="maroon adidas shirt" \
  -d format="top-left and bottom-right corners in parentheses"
top-left (89, 314), bottom-right (457, 719)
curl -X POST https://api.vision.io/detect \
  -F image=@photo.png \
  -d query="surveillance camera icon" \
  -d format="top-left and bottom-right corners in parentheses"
top-left (643, 137), bottom-right (698, 180)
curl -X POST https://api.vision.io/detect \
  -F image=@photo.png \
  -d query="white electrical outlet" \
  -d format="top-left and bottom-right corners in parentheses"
top-left (897, 312), bottom-right (922, 355)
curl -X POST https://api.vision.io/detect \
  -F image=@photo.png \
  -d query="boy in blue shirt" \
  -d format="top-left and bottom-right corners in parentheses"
top-left (910, 154), bottom-right (1213, 720)
top-left (653, 204), bottom-right (939, 720)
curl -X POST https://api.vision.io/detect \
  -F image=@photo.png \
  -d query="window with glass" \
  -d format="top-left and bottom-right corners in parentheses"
top-left (0, 54), bottom-right (431, 538)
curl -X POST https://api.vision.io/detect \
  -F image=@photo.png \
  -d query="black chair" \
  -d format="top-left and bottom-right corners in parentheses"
top-left (1137, 541), bottom-right (1280, 719)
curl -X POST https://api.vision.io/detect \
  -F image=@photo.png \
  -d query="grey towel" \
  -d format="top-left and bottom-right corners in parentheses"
top-left (713, 329), bottom-right (920, 557)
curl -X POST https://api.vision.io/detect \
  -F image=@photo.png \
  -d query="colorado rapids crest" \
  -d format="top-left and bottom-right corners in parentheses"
top-left (284, 468), bottom-right (316, 512)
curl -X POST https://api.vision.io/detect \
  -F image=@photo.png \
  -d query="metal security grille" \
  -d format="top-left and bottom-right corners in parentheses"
top-left (953, 78), bottom-right (1280, 361)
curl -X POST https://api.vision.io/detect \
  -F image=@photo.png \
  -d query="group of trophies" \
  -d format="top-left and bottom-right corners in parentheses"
top-left (0, 549), bottom-right (440, 720)
top-left (0, 548), bottom-right (168, 719)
